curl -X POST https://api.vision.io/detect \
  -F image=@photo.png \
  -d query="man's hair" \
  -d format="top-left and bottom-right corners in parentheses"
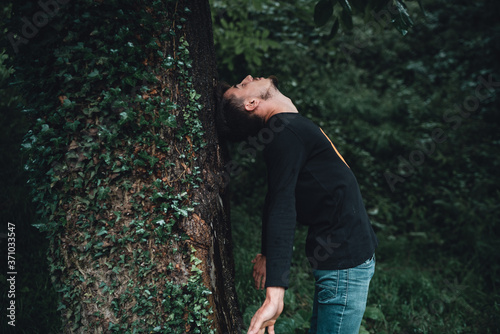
top-left (215, 81), bottom-right (265, 142)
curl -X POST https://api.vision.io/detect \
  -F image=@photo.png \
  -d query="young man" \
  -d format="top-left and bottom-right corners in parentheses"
top-left (217, 75), bottom-right (378, 334)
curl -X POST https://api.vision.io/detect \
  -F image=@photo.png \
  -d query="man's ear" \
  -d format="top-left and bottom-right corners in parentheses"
top-left (244, 98), bottom-right (260, 112)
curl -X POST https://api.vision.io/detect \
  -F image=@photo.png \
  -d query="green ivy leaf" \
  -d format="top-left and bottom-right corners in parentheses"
top-left (88, 69), bottom-right (100, 79)
top-left (96, 228), bottom-right (108, 236)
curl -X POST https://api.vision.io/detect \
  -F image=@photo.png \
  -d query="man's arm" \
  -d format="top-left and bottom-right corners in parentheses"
top-left (248, 120), bottom-right (305, 333)
top-left (261, 125), bottom-right (305, 288)
top-left (247, 287), bottom-right (285, 334)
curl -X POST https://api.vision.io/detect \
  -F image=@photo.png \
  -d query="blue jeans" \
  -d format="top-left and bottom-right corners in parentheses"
top-left (308, 254), bottom-right (375, 334)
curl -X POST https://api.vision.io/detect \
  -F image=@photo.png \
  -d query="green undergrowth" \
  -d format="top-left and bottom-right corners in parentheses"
top-left (231, 201), bottom-right (499, 334)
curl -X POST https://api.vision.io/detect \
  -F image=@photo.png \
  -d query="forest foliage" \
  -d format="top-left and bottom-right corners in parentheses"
top-left (211, 0), bottom-right (499, 332)
top-left (0, 0), bottom-right (499, 333)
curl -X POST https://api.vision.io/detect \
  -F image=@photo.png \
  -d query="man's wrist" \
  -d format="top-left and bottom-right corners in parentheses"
top-left (265, 286), bottom-right (285, 302)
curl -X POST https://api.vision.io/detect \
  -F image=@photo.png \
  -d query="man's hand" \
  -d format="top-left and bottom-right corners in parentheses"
top-left (251, 254), bottom-right (266, 290)
top-left (247, 287), bottom-right (285, 334)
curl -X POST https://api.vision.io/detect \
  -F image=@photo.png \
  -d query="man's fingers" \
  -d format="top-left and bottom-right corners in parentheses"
top-left (251, 254), bottom-right (262, 264)
top-left (248, 307), bottom-right (262, 331)
top-left (252, 271), bottom-right (265, 290)
top-left (247, 307), bottom-right (270, 334)
top-left (247, 315), bottom-right (261, 334)
top-left (259, 275), bottom-right (266, 290)
top-left (247, 301), bottom-right (281, 334)
top-left (252, 254), bottom-right (266, 290)
top-left (253, 272), bottom-right (259, 286)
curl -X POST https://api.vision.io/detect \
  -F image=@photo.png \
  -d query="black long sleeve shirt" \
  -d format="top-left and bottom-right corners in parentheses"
top-left (261, 113), bottom-right (378, 288)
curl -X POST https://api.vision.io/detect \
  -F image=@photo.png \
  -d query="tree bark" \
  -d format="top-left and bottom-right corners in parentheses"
top-left (6, 0), bottom-right (242, 332)
top-left (183, 1), bottom-right (243, 333)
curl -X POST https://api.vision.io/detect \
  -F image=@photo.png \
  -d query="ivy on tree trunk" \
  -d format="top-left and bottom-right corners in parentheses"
top-left (6, 0), bottom-right (242, 332)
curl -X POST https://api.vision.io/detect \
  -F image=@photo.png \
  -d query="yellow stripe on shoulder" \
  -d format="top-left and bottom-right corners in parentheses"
top-left (320, 128), bottom-right (350, 168)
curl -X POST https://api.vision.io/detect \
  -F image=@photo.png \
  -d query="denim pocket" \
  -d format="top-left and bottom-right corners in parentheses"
top-left (314, 270), bottom-right (339, 304)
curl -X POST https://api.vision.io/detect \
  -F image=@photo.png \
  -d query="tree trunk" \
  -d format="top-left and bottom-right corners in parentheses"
top-left (183, 1), bottom-right (243, 333)
top-left (7, 0), bottom-right (241, 332)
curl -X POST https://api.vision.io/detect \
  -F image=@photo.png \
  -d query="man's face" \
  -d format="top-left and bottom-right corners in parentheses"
top-left (223, 75), bottom-right (278, 102)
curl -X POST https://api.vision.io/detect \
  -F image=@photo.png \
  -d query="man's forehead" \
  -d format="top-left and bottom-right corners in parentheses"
top-left (223, 86), bottom-right (239, 99)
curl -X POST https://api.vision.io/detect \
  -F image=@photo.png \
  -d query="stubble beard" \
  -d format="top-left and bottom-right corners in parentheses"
top-left (261, 75), bottom-right (279, 100)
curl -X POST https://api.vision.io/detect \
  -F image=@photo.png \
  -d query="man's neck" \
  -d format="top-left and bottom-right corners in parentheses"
top-left (264, 94), bottom-right (298, 122)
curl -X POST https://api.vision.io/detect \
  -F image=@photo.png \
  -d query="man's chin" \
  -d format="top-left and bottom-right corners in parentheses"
top-left (268, 75), bottom-right (279, 89)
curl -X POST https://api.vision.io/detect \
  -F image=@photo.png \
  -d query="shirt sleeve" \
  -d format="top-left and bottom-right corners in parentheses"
top-left (262, 127), bottom-right (307, 288)
top-left (261, 193), bottom-right (270, 257)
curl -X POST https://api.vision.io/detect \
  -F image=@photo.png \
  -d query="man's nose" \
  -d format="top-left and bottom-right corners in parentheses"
top-left (243, 75), bottom-right (253, 83)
